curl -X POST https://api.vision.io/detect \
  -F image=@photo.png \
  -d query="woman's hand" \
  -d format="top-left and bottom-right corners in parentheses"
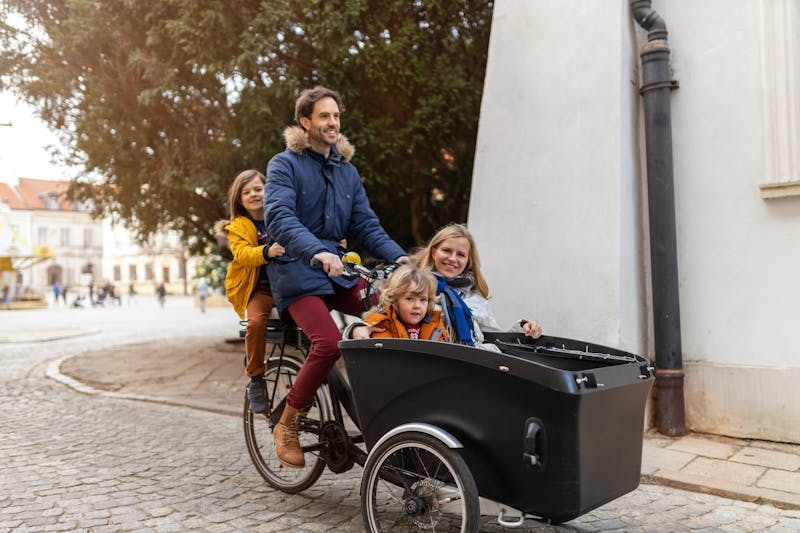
top-left (351, 325), bottom-right (385, 339)
top-left (523, 320), bottom-right (542, 339)
top-left (267, 242), bottom-right (285, 258)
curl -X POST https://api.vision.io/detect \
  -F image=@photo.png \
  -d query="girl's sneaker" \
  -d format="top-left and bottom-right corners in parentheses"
top-left (247, 379), bottom-right (268, 413)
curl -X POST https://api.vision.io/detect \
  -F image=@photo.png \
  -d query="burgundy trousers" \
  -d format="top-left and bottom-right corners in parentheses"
top-left (285, 281), bottom-right (364, 409)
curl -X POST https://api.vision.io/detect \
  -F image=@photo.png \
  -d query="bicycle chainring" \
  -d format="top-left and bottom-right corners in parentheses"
top-left (318, 421), bottom-right (355, 474)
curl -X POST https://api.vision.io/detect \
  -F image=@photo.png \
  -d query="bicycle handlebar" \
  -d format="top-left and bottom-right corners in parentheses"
top-left (309, 257), bottom-right (399, 282)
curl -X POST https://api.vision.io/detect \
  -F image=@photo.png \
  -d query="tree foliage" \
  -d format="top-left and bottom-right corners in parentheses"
top-left (0, 0), bottom-right (493, 251)
top-left (194, 250), bottom-right (228, 293)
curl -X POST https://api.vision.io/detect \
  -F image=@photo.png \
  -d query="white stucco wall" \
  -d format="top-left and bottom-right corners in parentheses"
top-left (658, 0), bottom-right (800, 367)
top-left (469, 0), bottom-right (646, 354)
top-left (654, 0), bottom-right (800, 441)
top-left (470, 0), bottom-right (800, 442)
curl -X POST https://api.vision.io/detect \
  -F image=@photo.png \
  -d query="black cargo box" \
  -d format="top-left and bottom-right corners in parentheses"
top-left (340, 334), bottom-right (653, 523)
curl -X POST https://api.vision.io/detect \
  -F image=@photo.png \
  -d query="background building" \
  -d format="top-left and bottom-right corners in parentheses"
top-left (1, 178), bottom-right (101, 302)
top-left (469, 0), bottom-right (799, 444)
top-left (1, 177), bottom-right (201, 305)
top-left (102, 218), bottom-right (199, 298)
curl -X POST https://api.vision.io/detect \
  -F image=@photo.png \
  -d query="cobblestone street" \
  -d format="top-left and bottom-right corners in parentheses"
top-left (1, 300), bottom-right (799, 531)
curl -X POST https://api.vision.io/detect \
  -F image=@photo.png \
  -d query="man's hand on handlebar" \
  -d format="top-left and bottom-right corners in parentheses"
top-left (395, 255), bottom-right (410, 265)
top-left (311, 252), bottom-right (403, 281)
top-left (313, 251), bottom-right (344, 277)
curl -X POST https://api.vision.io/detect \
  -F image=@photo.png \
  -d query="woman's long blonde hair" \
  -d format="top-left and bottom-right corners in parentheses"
top-left (414, 223), bottom-right (490, 298)
top-left (227, 169), bottom-right (266, 220)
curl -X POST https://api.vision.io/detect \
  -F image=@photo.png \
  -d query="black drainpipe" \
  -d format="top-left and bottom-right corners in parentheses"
top-left (631, 0), bottom-right (686, 436)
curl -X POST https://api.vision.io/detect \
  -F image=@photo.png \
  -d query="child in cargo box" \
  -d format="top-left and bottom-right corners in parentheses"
top-left (344, 265), bottom-right (448, 342)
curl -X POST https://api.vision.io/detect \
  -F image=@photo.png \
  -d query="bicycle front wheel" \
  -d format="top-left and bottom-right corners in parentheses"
top-left (243, 357), bottom-right (329, 493)
top-left (361, 431), bottom-right (480, 533)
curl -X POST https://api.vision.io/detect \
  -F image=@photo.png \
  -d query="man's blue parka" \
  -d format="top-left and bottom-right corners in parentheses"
top-left (264, 126), bottom-right (405, 312)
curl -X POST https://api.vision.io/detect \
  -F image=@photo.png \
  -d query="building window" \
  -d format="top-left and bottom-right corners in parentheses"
top-left (41, 192), bottom-right (60, 210)
top-left (113, 265), bottom-right (121, 281)
top-left (37, 227), bottom-right (48, 244)
top-left (60, 228), bottom-right (70, 247)
top-left (145, 263), bottom-right (154, 281)
top-left (128, 264), bottom-right (138, 281)
top-left (83, 228), bottom-right (93, 248)
top-left (758, 1), bottom-right (800, 198)
top-left (74, 199), bottom-right (94, 212)
top-left (162, 266), bottom-right (170, 283)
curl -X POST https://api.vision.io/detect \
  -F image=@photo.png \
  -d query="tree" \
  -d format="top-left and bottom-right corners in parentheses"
top-left (0, 0), bottom-right (493, 250)
top-left (194, 250), bottom-right (228, 293)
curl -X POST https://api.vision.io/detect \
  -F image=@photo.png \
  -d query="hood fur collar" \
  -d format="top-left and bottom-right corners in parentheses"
top-left (282, 125), bottom-right (355, 163)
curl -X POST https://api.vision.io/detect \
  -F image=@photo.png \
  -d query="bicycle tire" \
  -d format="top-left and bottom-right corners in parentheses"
top-left (243, 356), bottom-right (329, 493)
top-left (361, 431), bottom-right (480, 533)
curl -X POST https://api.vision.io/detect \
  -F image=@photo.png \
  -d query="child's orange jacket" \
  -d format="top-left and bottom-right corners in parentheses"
top-left (363, 305), bottom-right (448, 342)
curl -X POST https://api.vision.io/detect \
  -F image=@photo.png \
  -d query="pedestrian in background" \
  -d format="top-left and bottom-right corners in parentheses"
top-left (127, 283), bottom-right (137, 305)
top-left (1, 285), bottom-right (10, 309)
top-left (52, 282), bottom-right (61, 307)
top-left (156, 282), bottom-right (166, 308)
top-left (196, 277), bottom-right (210, 313)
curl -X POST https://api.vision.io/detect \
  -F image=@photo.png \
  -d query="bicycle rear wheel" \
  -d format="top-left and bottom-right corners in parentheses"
top-left (243, 356), bottom-right (329, 493)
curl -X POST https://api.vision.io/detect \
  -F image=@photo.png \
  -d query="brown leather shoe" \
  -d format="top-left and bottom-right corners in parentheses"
top-left (273, 403), bottom-right (305, 468)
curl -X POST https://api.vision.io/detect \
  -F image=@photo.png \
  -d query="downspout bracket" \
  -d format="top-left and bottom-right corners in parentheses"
top-left (640, 79), bottom-right (679, 95)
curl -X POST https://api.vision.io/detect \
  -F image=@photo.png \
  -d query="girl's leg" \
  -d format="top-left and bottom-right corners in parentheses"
top-left (285, 294), bottom-right (343, 409)
top-left (244, 286), bottom-right (274, 378)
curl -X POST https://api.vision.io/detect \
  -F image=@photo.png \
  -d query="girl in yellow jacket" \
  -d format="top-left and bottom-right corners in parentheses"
top-left (224, 169), bottom-right (285, 413)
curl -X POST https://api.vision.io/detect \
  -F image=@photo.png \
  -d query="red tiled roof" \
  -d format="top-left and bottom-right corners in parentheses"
top-left (14, 178), bottom-right (77, 211)
top-left (0, 182), bottom-right (26, 209)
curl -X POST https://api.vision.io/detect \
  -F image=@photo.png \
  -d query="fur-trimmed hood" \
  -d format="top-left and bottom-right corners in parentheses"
top-left (282, 125), bottom-right (355, 163)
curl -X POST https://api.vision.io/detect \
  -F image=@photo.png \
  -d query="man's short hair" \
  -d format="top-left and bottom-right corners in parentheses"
top-left (295, 86), bottom-right (345, 125)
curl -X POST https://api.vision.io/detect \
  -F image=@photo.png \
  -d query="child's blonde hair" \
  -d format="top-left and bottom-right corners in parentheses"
top-left (377, 265), bottom-right (437, 315)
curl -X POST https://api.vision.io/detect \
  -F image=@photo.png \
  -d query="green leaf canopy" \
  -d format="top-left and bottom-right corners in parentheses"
top-left (0, 0), bottom-right (493, 251)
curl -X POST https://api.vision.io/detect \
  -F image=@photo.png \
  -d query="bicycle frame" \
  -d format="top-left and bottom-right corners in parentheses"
top-left (243, 261), bottom-right (397, 486)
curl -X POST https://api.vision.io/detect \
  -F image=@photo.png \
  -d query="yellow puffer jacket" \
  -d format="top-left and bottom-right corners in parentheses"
top-left (224, 216), bottom-right (268, 319)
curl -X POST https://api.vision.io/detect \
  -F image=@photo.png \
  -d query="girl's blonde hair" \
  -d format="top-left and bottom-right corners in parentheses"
top-left (414, 223), bottom-right (490, 298)
top-left (227, 169), bottom-right (266, 220)
top-left (377, 265), bottom-right (437, 315)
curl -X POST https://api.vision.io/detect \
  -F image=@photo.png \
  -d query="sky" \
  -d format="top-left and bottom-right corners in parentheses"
top-left (0, 90), bottom-right (74, 185)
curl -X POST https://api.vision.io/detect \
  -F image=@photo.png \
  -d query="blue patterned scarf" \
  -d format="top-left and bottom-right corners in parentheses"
top-left (435, 274), bottom-right (476, 346)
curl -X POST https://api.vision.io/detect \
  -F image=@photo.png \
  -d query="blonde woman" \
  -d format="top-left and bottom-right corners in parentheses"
top-left (415, 223), bottom-right (542, 346)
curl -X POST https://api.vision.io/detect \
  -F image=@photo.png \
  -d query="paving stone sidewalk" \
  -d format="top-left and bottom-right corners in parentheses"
top-left (50, 333), bottom-right (800, 513)
top-left (3, 302), bottom-right (798, 531)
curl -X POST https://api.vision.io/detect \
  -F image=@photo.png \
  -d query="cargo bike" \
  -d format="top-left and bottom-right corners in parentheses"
top-left (243, 263), bottom-right (655, 531)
